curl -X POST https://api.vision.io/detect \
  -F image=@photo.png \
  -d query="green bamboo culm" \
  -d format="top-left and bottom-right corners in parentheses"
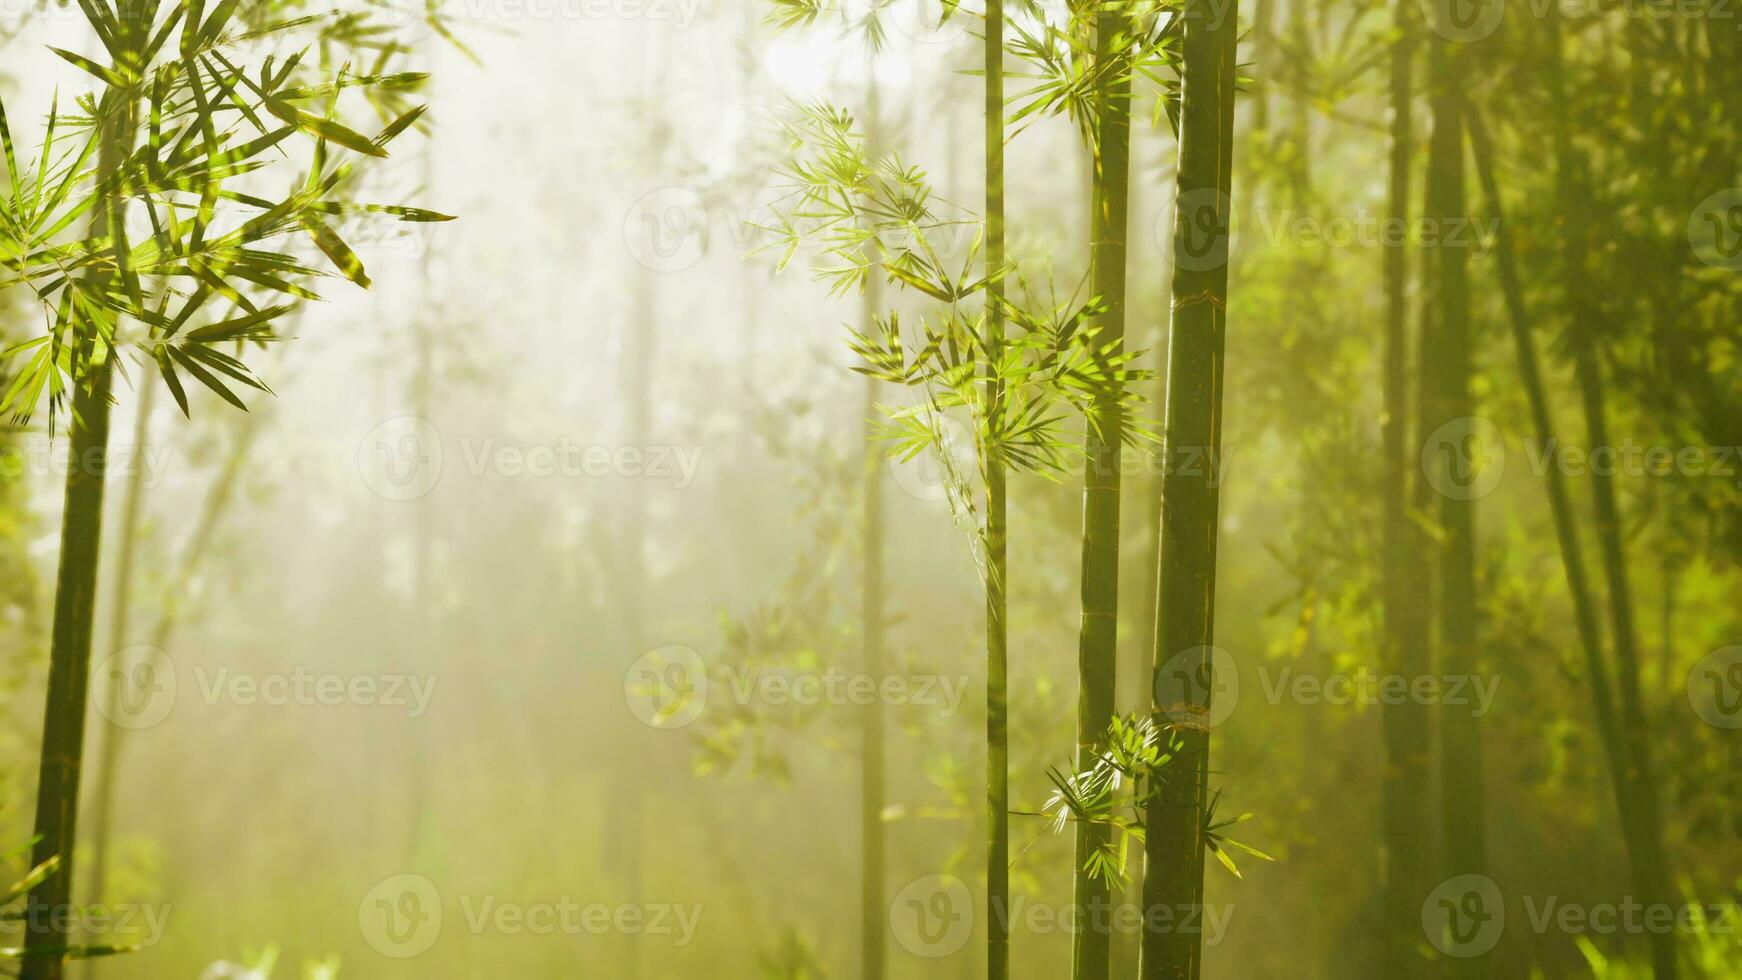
top-left (1376, 0), bottom-right (1434, 974)
top-left (1421, 26), bottom-right (1486, 980)
top-left (1541, 16), bottom-right (1678, 977)
top-left (1143, 0), bottom-right (1238, 973)
top-left (1466, 103), bottom-right (1665, 979)
top-left (1071, 6), bottom-right (1134, 979)
top-left (22, 88), bottom-right (133, 980)
top-left (861, 74), bottom-right (889, 980)
top-left (984, 5), bottom-right (1010, 978)
top-left (82, 381), bottom-right (154, 967)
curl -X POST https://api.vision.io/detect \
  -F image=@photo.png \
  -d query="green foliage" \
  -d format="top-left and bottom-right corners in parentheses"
top-left (758, 99), bottom-right (1153, 544)
top-left (0, 839), bottom-right (136, 962)
top-left (0, 0), bottom-right (452, 425)
top-left (1040, 714), bottom-right (1271, 887)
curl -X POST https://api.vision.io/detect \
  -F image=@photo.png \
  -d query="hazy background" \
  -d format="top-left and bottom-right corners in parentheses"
top-left (0, 0), bottom-right (1738, 977)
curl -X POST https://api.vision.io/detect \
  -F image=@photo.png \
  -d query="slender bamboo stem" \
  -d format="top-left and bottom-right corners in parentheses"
top-left (1422, 28), bottom-right (1488, 980)
top-left (1071, 7), bottom-right (1132, 978)
top-left (860, 73), bottom-right (889, 980)
top-left (82, 382), bottom-right (154, 967)
top-left (983, 7), bottom-right (1009, 979)
top-left (1377, 2), bottom-right (1433, 974)
top-left (1466, 102), bottom-right (1633, 858)
top-left (1142, 0), bottom-right (1238, 974)
top-left (1542, 17), bottom-right (1678, 976)
top-left (23, 92), bottom-right (131, 980)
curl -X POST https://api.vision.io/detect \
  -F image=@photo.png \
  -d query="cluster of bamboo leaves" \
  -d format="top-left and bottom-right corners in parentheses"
top-left (756, 98), bottom-right (1151, 550)
top-left (0, 0), bottom-right (452, 425)
top-left (0, 837), bottom-right (132, 962)
top-left (1038, 714), bottom-right (1269, 886)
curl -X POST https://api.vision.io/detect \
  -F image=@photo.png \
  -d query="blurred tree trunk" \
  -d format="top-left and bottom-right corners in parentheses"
top-left (1422, 27), bottom-right (1488, 980)
top-left (87, 406), bottom-right (258, 975)
top-left (1543, 18), bottom-right (1679, 977)
top-left (1142, 0), bottom-right (1238, 974)
top-left (1377, 2), bottom-right (1433, 975)
top-left (612, 266), bottom-right (654, 980)
top-left (1071, 7), bottom-right (1133, 979)
top-left (1466, 100), bottom-right (1649, 961)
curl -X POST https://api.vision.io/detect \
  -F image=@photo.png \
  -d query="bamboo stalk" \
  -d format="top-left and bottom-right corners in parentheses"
top-left (23, 91), bottom-right (132, 980)
top-left (983, 4), bottom-right (1010, 979)
top-left (1377, 1), bottom-right (1434, 974)
top-left (1142, 0), bottom-right (1239, 973)
top-left (1542, 16), bottom-right (1679, 976)
top-left (1071, 7), bottom-right (1134, 979)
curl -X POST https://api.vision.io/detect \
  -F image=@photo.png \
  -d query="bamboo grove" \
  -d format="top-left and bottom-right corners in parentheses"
top-left (0, 0), bottom-right (1737, 976)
